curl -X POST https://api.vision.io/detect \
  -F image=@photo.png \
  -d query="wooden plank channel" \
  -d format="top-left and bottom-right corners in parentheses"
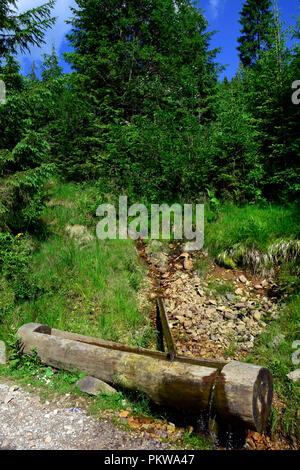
top-left (36, 325), bottom-right (226, 370)
top-left (156, 297), bottom-right (177, 361)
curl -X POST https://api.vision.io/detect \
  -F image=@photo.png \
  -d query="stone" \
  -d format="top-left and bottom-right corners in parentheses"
top-left (174, 263), bottom-right (183, 270)
top-left (272, 334), bottom-right (285, 347)
top-left (76, 376), bottom-right (117, 396)
top-left (239, 275), bottom-right (248, 284)
top-left (154, 252), bottom-right (168, 270)
top-left (65, 225), bottom-right (94, 244)
top-left (206, 308), bottom-right (217, 315)
top-left (183, 259), bottom-right (193, 271)
top-left (4, 394), bottom-right (14, 404)
top-left (261, 280), bottom-right (269, 288)
top-left (175, 315), bottom-right (185, 322)
top-left (0, 341), bottom-right (6, 365)
top-left (254, 284), bottom-right (262, 290)
top-left (235, 303), bottom-right (246, 309)
top-left (286, 370), bottom-right (300, 384)
top-left (224, 312), bottom-right (235, 320)
top-left (236, 324), bottom-right (246, 333)
top-left (226, 293), bottom-right (234, 302)
top-left (235, 288), bottom-right (243, 296)
top-left (253, 311), bottom-right (262, 321)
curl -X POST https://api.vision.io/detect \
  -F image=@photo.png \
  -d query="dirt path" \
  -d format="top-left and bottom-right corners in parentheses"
top-left (0, 381), bottom-right (168, 450)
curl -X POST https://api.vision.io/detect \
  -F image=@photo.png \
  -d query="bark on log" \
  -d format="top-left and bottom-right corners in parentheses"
top-left (16, 323), bottom-right (273, 431)
top-left (17, 323), bottom-right (217, 413)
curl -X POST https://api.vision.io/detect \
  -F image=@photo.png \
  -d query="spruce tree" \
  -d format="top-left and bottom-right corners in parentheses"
top-left (65, 0), bottom-right (219, 121)
top-left (41, 45), bottom-right (63, 81)
top-left (0, 0), bottom-right (55, 59)
top-left (237, 0), bottom-right (274, 67)
top-left (63, 0), bottom-right (220, 193)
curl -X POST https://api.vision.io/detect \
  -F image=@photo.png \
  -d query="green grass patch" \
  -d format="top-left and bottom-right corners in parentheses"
top-left (0, 181), bottom-right (154, 347)
top-left (205, 202), bottom-right (300, 254)
top-left (171, 431), bottom-right (213, 451)
top-left (246, 294), bottom-right (300, 444)
top-left (206, 279), bottom-right (235, 297)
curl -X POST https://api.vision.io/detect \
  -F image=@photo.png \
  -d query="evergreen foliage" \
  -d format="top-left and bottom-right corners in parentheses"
top-left (0, 0), bottom-right (55, 58)
top-left (237, 0), bottom-right (274, 67)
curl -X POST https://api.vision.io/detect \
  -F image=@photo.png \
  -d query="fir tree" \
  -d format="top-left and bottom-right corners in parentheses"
top-left (65, 0), bottom-right (219, 121)
top-left (41, 44), bottom-right (63, 81)
top-left (0, 0), bottom-right (55, 59)
top-left (237, 0), bottom-right (274, 67)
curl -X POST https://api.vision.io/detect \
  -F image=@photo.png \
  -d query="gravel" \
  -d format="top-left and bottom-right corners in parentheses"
top-left (0, 381), bottom-right (168, 450)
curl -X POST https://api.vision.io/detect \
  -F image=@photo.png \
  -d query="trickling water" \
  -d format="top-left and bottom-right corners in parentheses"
top-left (207, 373), bottom-right (248, 450)
top-left (208, 378), bottom-right (221, 448)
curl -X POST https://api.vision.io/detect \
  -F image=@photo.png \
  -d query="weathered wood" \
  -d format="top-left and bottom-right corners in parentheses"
top-left (17, 323), bottom-right (217, 413)
top-left (156, 298), bottom-right (177, 360)
top-left (44, 324), bottom-right (226, 370)
top-left (215, 361), bottom-right (273, 432)
top-left (17, 323), bottom-right (273, 431)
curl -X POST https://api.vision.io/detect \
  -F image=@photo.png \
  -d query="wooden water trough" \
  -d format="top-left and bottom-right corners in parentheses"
top-left (17, 322), bottom-right (273, 433)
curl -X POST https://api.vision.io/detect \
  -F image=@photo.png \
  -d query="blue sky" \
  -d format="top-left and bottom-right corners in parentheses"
top-left (17, 0), bottom-right (300, 80)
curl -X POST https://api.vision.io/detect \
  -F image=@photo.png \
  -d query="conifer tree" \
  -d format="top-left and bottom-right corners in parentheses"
top-left (41, 44), bottom-right (63, 81)
top-left (237, 0), bottom-right (274, 67)
top-left (0, 0), bottom-right (55, 59)
top-left (65, 0), bottom-right (219, 121)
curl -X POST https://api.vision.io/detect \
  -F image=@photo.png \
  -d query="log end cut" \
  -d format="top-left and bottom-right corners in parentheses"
top-left (215, 361), bottom-right (273, 433)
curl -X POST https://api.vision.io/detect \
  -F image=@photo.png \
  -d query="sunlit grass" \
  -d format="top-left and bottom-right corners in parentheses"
top-left (205, 202), bottom-right (300, 254)
top-left (0, 181), bottom-right (155, 347)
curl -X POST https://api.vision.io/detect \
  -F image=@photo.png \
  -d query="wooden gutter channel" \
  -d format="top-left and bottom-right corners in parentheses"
top-left (17, 304), bottom-right (273, 433)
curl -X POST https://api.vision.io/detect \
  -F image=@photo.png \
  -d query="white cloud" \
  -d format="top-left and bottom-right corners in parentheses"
top-left (16, 0), bottom-right (76, 62)
top-left (209, 0), bottom-right (221, 19)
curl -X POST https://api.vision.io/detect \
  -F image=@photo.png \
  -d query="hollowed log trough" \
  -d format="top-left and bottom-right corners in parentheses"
top-left (17, 323), bottom-right (273, 433)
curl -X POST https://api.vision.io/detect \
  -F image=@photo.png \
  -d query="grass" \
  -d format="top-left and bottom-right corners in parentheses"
top-left (204, 202), bottom-right (300, 286)
top-left (224, 340), bottom-right (239, 358)
top-left (206, 279), bottom-right (235, 297)
top-left (193, 254), bottom-right (210, 277)
top-left (246, 294), bottom-right (300, 444)
top-left (176, 431), bottom-right (213, 451)
top-left (0, 179), bottom-right (214, 449)
top-left (205, 202), bottom-right (300, 255)
top-left (0, 180), bottom-right (155, 347)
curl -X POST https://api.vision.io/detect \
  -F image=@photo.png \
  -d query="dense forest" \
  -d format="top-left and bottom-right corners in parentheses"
top-left (0, 0), bottom-right (300, 450)
top-left (1, 0), bottom-right (299, 205)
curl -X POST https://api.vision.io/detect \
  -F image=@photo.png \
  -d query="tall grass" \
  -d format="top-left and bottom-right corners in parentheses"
top-left (0, 181), bottom-right (154, 347)
top-left (205, 203), bottom-right (300, 254)
top-left (204, 203), bottom-right (300, 277)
